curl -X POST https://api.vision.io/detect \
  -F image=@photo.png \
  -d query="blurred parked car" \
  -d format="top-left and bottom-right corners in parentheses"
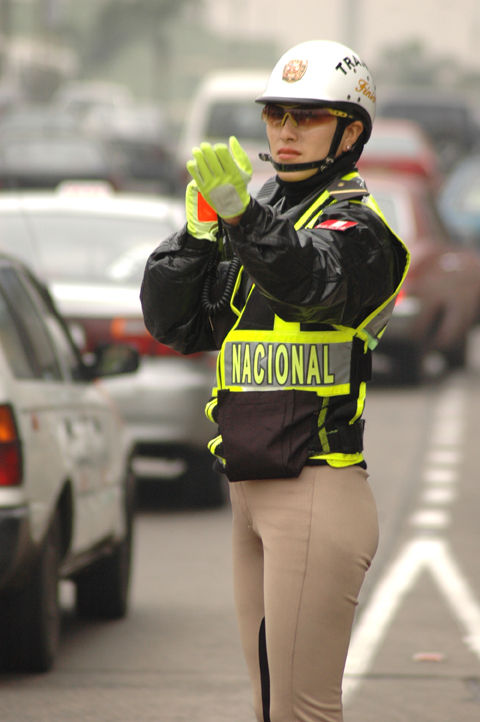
top-left (366, 171), bottom-right (480, 384)
top-left (0, 192), bottom-right (224, 507)
top-left (437, 153), bottom-right (480, 248)
top-left (358, 118), bottom-right (444, 190)
top-left (107, 135), bottom-right (184, 197)
top-left (0, 103), bottom-right (79, 135)
top-left (51, 80), bottom-right (134, 119)
top-left (377, 89), bottom-right (479, 171)
top-left (80, 101), bottom-right (184, 197)
top-left (177, 69), bottom-right (270, 190)
top-left (0, 128), bottom-right (126, 191)
top-left (0, 253), bottom-right (139, 672)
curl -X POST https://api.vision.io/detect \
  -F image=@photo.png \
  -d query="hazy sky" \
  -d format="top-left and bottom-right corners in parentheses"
top-left (204, 0), bottom-right (480, 72)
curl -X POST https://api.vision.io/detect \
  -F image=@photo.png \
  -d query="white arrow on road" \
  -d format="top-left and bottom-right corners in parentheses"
top-left (343, 536), bottom-right (480, 703)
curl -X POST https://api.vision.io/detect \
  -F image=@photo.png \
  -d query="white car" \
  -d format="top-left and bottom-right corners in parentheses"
top-left (0, 191), bottom-right (224, 508)
top-left (177, 69), bottom-right (272, 192)
top-left (0, 253), bottom-right (139, 672)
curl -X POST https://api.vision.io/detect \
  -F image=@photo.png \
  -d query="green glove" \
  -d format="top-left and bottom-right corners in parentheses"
top-left (185, 180), bottom-right (219, 241)
top-left (186, 136), bottom-right (252, 220)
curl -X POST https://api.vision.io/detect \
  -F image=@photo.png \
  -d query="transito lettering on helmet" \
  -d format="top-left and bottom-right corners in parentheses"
top-left (355, 78), bottom-right (376, 104)
top-left (335, 54), bottom-right (368, 76)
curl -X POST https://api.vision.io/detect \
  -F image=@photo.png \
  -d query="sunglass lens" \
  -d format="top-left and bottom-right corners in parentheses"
top-left (262, 105), bottom-right (336, 127)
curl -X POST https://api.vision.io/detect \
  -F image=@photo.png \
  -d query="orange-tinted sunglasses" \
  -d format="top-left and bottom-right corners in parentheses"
top-left (262, 104), bottom-right (353, 128)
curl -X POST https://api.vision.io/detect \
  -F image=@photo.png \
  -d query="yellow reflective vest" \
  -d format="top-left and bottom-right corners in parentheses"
top-left (205, 171), bottom-right (410, 479)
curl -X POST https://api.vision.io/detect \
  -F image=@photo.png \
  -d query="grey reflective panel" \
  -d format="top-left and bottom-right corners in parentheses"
top-left (362, 296), bottom-right (397, 345)
top-left (223, 341), bottom-right (352, 389)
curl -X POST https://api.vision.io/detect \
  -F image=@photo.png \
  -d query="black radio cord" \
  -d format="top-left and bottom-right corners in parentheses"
top-left (201, 242), bottom-right (241, 314)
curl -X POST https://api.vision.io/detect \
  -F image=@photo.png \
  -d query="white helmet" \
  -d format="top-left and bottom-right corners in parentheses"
top-left (257, 39), bottom-right (376, 141)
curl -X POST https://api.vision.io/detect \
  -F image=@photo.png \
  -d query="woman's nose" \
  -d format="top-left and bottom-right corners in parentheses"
top-left (279, 116), bottom-right (298, 137)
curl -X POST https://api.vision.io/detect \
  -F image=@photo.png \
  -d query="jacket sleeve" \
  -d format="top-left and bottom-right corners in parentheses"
top-left (225, 197), bottom-right (404, 326)
top-left (140, 225), bottom-right (219, 354)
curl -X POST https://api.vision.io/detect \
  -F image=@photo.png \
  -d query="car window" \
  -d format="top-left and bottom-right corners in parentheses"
top-left (369, 187), bottom-right (419, 243)
top-left (380, 102), bottom-right (469, 133)
top-left (0, 214), bottom-right (36, 267)
top-left (369, 192), bottom-right (401, 233)
top-left (365, 132), bottom-right (422, 158)
top-left (447, 165), bottom-right (480, 214)
top-left (43, 314), bottom-right (85, 381)
top-left (205, 101), bottom-right (265, 143)
top-left (0, 266), bottom-right (62, 380)
top-left (1, 138), bottom-right (108, 173)
top-left (0, 284), bottom-right (38, 378)
top-left (462, 183), bottom-right (480, 214)
top-left (419, 192), bottom-right (451, 243)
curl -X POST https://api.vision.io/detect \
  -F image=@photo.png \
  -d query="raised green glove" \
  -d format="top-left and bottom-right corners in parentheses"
top-left (185, 180), bottom-right (218, 241)
top-left (186, 136), bottom-right (252, 220)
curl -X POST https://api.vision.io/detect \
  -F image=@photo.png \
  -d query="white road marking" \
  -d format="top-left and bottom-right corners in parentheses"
top-left (343, 537), bottom-right (480, 703)
top-left (421, 487), bottom-right (457, 504)
top-left (409, 508), bottom-right (450, 528)
top-left (426, 448), bottom-right (460, 465)
top-left (344, 380), bottom-right (480, 706)
top-left (422, 467), bottom-right (458, 484)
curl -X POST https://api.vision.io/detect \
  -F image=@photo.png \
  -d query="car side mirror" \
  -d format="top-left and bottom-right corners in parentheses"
top-left (86, 343), bottom-right (140, 378)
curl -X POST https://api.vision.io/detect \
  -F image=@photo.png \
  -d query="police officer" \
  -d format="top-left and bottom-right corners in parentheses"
top-left (141, 39), bottom-right (410, 722)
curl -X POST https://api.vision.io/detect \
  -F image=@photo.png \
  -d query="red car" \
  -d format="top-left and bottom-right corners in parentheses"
top-left (365, 171), bottom-right (480, 383)
top-left (358, 118), bottom-right (444, 191)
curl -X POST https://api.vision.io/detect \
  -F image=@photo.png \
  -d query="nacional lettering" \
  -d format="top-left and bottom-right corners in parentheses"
top-left (228, 341), bottom-right (336, 387)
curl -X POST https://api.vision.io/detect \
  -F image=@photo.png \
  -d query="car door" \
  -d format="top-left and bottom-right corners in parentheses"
top-left (0, 262), bottom-right (122, 550)
top-left (39, 288), bottom-right (127, 544)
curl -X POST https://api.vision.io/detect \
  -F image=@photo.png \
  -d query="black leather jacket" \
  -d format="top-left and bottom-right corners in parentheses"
top-left (141, 170), bottom-right (406, 355)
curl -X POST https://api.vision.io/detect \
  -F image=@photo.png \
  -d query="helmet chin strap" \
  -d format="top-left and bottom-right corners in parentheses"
top-left (260, 116), bottom-right (348, 174)
top-left (258, 152), bottom-right (334, 173)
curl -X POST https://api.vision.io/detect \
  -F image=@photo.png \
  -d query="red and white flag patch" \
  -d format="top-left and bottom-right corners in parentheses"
top-left (314, 219), bottom-right (358, 231)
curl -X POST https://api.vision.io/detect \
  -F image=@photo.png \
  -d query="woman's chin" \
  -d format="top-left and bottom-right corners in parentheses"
top-left (277, 167), bottom-right (319, 183)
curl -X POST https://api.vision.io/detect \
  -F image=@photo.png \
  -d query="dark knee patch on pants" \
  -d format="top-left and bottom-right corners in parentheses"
top-left (259, 617), bottom-right (271, 722)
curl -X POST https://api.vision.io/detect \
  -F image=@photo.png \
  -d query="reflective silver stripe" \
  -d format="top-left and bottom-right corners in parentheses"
top-left (361, 296), bottom-right (397, 347)
top-left (356, 193), bottom-right (411, 347)
top-left (223, 340), bottom-right (352, 389)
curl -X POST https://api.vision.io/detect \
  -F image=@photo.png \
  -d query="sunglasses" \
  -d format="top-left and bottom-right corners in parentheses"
top-left (262, 104), bottom-right (354, 128)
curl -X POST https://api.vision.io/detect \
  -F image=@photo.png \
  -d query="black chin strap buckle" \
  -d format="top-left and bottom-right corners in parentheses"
top-left (258, 152), bottom-right (333, 174)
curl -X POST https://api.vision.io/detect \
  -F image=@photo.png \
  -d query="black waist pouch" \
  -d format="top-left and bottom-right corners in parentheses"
top-left (217, 389), bottom-right (320, 481)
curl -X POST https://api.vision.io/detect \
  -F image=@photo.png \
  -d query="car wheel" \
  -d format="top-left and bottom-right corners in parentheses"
top-left (395, 342), bottom-right (424, 385)
top-left (183, 448), bottom-right (226, 509)
top-left (75, 472), bottom-right (135, 620)
top-left (135, 444), bottom-right (226, 509)
top-left (444, 333), bottom-right (468, 369)
top-left (1, 514), bottom-right (61, 673)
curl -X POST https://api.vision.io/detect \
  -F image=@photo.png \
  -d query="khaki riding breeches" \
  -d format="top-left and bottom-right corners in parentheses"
top-left (229, 464), bottom-right (379, 722)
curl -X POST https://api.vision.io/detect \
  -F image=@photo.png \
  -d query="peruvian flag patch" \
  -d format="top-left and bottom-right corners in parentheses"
top-left (315, 219), bottom-right (358, 231)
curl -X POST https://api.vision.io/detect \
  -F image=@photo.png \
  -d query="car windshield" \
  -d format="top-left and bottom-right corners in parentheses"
top-left (381, 102), bottom-right (469, 132)
top-left (205, 101), bottom-right (266, 143)
top-left (367, 192), bottom-right (401, 234)
top-left (0, 213), bottom-right (173, 285)
top-left (365, 133), bottom-right (423, 158)
top-left (446, 163), bottom-right (480, 214)
top-left (0, 138), bottom-right (107, 172)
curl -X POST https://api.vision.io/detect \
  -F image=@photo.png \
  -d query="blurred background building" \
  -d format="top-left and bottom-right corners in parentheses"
top-left (0, 0), bottom-right (479, 134)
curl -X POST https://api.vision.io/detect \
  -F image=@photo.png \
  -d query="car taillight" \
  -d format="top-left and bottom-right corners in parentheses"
top-left (395, 289), bottom-right (405, 305)
top-left (110, 318), bottom-right (200, 358)
top-left (0, 404), bottom-right (22, 486)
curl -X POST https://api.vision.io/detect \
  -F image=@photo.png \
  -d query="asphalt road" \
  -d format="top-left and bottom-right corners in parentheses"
top-left (2, 347), bottom-right (480, 721)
